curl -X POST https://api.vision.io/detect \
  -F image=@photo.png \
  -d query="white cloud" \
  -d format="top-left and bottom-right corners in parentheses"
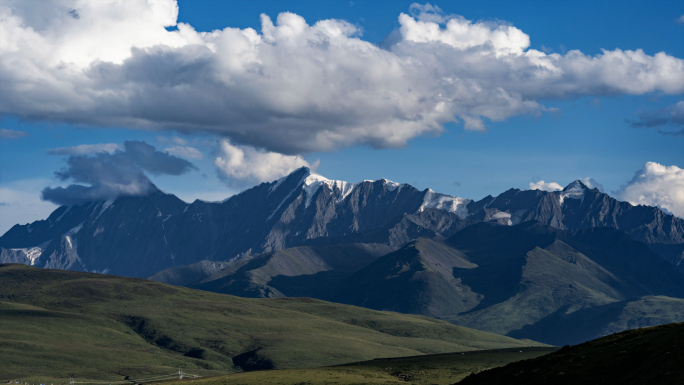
top-left (47, 143), bottom-right (122, 155)
top-left (529, 180), bottom-right (563, 192)
top-left (0, 1), bottom-right (683, 154)
top-left (164, 145), bottom-right (203, 159)
top-left (616, 162), bottom-right (684, 218)
top-left (678, 15), bottom-right (684, 24)
top-left (214, 140), bottom-right (315, 186)
top-left (0, 179), bottom-right (57, 235)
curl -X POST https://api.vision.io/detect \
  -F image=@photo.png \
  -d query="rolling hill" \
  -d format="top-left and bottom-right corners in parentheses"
top-left (0, 264), bottom-right (541, 381)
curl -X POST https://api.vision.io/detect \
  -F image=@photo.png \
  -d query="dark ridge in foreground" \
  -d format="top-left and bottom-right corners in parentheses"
top-left (458, 321), bottom-right (684, 385)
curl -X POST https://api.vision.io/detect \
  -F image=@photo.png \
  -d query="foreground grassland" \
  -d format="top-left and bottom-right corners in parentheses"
top-left (0, 264), bottom-right (545, 382)
top-left (165, 347), bottom-right (556, 385)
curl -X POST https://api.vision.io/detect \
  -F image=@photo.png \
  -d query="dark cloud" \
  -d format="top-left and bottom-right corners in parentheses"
top-left (630, 101), bottom-right (684, 135)
top-left (41, 141), bottom-right (197, 206)
top-left (0, 129), bottom-right (28, 140)
top-left (121, 141), bottom-right (198, 176)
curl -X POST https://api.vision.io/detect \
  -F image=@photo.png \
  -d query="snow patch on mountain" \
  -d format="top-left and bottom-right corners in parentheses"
top-left (10, 247), bottom-right (42, 266)
top-left (54, 206), bottom-right (72, 222)
top-left (268, 173), bottom-right (289, 194)
top-left (95, 200), bottom-right (114, 220)
top-left (67, 222), bottom-right (83, 235)
top-left (303, 172), bottom-right (358, 208)
top-left (267, 172), bottom-right (311, 220)
top-left (419, 189), bottom-right (471, 219)
top-left (559, 180), bottom-right (588, 205)
top-left (382, 179), bottom-right (404, 192)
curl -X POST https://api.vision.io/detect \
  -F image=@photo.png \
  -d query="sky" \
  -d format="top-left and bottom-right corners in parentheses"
top-left (1, 0), bottom-right (684, 234)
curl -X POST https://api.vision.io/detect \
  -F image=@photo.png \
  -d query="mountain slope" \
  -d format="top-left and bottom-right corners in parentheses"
top-left (459, 321), bottom-right (684, 385)
top-left (0, 264), bottom-right (540, 380)
top-left (328, 222), bottom-right (684, 344)
top-left (507, 295), bottom-right (684, 346)
top-left (329, 238), bottom-right (479, 318)
top-left (176, 243), bottom-right (394, 298)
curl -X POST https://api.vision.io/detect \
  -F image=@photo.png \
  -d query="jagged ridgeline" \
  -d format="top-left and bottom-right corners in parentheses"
top-left (0, 264), bottom-right (541, 380)
top-left (2, 167), bottom-right (683, 278)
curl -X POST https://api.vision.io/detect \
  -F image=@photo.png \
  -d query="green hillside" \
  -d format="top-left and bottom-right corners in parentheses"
top-left (0, 264), bottom-right (542, 382)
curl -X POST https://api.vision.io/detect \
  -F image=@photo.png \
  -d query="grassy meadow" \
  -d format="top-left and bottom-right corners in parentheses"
top-left (0, 264), bottom-right (546, 382)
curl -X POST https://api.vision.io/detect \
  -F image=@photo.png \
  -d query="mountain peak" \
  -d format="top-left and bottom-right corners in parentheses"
top-left (563, 179), bottom-right (589, 192)
top-left (291, 166), bottom-right (312, 179)
top-left (559, 179), bottom-right (592, 205)
top-left (301, 171), bottom-right (357, 207)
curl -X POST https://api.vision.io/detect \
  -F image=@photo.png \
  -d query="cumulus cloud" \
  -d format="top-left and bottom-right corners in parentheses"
top-left (215, 140), bottom-right (315, 186)
top-left (616, 162), bottom-right (684, 218)
top-left (529, 180), bottom-right (563, 192)
top-left (630, 101), bottom-right (684, 135)
top-left (41, 140), bottom-right (197, 206)
top-left (47, 143), bottom-right (122, 155)
top-left (164, 145), bottom-right (203, 159)
top-left (1, 1), bottom-right (683, 154)
top-left (0, 128), bottom-right (27, 139)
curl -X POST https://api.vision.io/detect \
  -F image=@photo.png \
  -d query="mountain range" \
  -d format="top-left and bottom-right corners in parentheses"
top-left (3, 167), bottom-right (683, 277)
top-left (3, 167), bottom-right (684, 345)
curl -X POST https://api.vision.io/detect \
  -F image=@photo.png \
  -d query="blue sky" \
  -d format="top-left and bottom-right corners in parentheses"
top-left (1, 0), bottom-right (684, 234)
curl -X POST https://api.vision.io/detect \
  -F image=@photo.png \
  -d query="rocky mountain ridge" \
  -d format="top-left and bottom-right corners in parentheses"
top-left (1, 167), bottom-right (683, 278)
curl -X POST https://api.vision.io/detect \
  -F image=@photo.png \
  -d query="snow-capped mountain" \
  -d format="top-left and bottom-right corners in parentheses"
top-left (1, 167), bottom-right (683, 277)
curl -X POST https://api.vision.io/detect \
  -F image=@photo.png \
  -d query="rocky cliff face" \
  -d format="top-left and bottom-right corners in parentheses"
top-left (2, 168), bottom-right (683, 278)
